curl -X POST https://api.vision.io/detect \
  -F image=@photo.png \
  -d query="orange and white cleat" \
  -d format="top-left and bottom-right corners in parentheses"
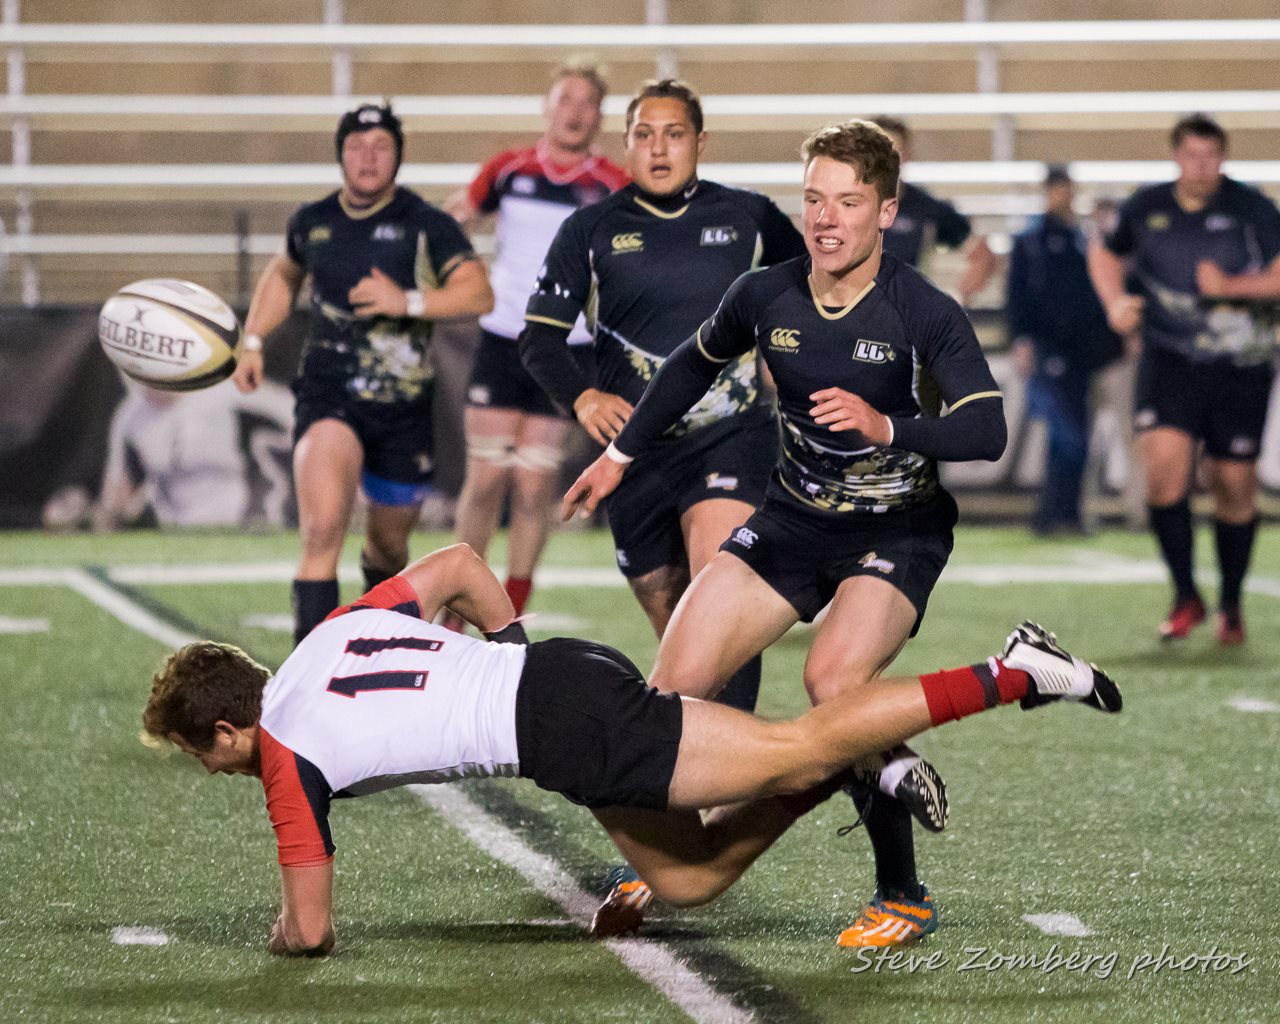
top-left (590, 867), bottom-right (653, 938)
top-left (836, 888), bottom-right (938, 948)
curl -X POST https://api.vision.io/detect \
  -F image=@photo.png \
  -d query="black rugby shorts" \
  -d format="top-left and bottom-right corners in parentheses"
top-left (467, 329), bottom-right (594, 419)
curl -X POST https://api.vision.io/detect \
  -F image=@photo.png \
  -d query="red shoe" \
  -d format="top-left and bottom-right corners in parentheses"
top-left (1217, 610), bottom-right (1245, 647)
top-left (1158, 596), bottom-right (1205, 641)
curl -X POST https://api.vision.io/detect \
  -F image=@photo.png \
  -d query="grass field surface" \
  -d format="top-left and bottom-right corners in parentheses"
top-left (2, 526), bottom-right (1277, 1023)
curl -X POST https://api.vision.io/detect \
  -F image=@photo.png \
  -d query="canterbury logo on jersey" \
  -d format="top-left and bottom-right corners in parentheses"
top-left (700, 226), bottom-right (738, 246)
top-left (853, 339), bottom-right (894, 364)
top-left (1146, 213), bottom-right (1170, 231)
top-left (612, 232), bottom-right (644, 254)
top-left (308, 226), bottom-right (332, 243)
top-left (372, 224), bottom-right (405, 242)
top-left (769, 328), bottom-right (801, 351)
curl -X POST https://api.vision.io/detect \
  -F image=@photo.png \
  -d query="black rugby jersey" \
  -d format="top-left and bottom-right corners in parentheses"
top-left (1105, 177), bottom-right (1280, 367)
top-left (285, 186), bottom-right (477, 403)
top-left (524, 179), bottom-right (805, 436)
top-left (615, 254), bottom-right (1002, 514)
top-left (882, 182), bottom-right (972, 269)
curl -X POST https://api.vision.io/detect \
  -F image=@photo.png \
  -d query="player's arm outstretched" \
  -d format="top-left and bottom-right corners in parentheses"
top-left (397, 543), bottom-right (521, 636)
top-left (270, 861), bottom-right (336, 957)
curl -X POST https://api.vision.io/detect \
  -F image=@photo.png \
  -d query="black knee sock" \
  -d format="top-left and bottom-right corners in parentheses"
top-left (360, 552), bottom-right (400, 594)
top-left (714, 655), bottom-right (762, 713)
top-left (1214, 516), bottom-right (1258, 614)
top-left (1149, 500), bottom-right (1199, 601)
top-left (292, 578), bottom-right (339, 646)
top-left (861, 789), bottom-right (922, 900)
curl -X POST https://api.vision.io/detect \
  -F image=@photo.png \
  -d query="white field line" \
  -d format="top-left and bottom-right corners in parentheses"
top-left (411, 785), bottom-right (751, 1024)
top-left (0, 616), bottom-right (49, 633)
top-left (1227, 696), bottom-right (1280, 713)
top-left (13, 562), bottom-right (744, 1023)
top-left (111, 926), bottom-right (170, 946)
top-left (1022, 913), bottom-right (1094, 937)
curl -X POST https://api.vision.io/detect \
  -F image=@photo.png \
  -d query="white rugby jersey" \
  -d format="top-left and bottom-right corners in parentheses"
top-left (468, 143), bottom-right (627, 343)
top-left (257, 577), bottom-right (527, 866)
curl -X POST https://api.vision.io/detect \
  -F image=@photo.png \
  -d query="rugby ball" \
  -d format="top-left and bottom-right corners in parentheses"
top-left (98, 279), bottom-right (243, 391)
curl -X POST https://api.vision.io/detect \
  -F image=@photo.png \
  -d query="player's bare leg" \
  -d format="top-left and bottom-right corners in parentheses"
top-left (627, 563), bottom-right (691, 638)
top-left (362, 500), bottom-right (422, 586)
top-left (1205, 455), bottom-right (1260, 645)
top-left (1140, 427), bottom-right (1204, 639)
top-left (292, 418), bottom-right (363, 643)
top-left (454, 406), bottom-right (519, 561)
top-left (594, 630), bottom-right (1120, 920)
top-left (505, 413), bottom-right (572, 611)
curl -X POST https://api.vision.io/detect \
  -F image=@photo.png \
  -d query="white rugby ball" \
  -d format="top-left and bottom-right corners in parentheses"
top-left (98, 278), bottom-right (243, 391)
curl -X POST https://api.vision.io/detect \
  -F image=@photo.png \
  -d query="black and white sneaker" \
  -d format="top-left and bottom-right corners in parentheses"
top-left (848, 745), bottom-right (950, 832)
top-left (1002, 621), bottom-right (1122, 713)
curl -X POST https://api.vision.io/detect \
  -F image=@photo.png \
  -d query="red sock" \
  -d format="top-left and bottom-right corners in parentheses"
top-left (919, 659), bottom-right (1029, 727)
top-left (505, 576), bottom-right (533, 616)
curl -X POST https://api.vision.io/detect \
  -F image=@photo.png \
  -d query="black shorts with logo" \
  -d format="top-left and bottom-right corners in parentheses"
top-left (605, 408), bottom-right (777, 579)
top-left (1134, 346), bottom-right (1274, 461)
top-left (721, 488), bottom-right (959, 632)
top-left (467, 328), bottom-right (594, 419)
top-left (293, 381), bottom-right (435, 491)
top-left (514, 637), bottom-right (683, 810)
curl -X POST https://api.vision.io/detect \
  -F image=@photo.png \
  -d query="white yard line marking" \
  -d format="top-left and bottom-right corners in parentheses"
top-left (111, 926), bottom-right (170, 946)
top-left (61, 569), bottom-right (196, 649)
top-left (241, 613), bottom-right (294, 632)
top-left (412, 785), bottom-right (751, 1024)
top-left (1022, 913), bottom-right (1094, 937)
top-left (1227, 696), bottom-right (1280, 713)
top-left (0, 616), bottom-right (49, 634)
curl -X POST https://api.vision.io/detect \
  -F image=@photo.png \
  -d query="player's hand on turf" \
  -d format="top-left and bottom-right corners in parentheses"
top-left (349, 266), bottom-right (408, 318)
top-left (809, 387), bottom-right (892, 445)
top-left (1105, 295), bottom-right (1144, 336)
top-left (1195, 260), bottom-right (1231, 298)
top-left (231, 349), bottom-right (264, 393)
top-left (573, 388), bottom-right (633, 445)
top-left (269, 914), bottom-right (289, 956)
top-left (561, 453), bottom-right (625, 521)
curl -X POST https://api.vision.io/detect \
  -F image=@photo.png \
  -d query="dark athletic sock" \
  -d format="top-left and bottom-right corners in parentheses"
top-left (919, 660), bottom-right (1031, 727)
top-left (863, 792), bottom-right (923, 901)
top-left (360, 553), bottom-right (399, 595)
top-left (1214, 516), bottom-right (1258, 614)
top-left (292, 578), bottom-right (339, 646)
top-left (714, 655), bottom-right (762, 713)
top-left (1149, 500), bottom-right (1199, 601)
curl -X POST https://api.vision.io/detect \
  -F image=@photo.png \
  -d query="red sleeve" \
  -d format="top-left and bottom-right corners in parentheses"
top-left (593, 157), bottom-right (630, 193)
top-left (260, 729), bottom-right (333, 868)
top-left (323, 575), bottom-right (422, 623)
top-left (467, 150), bottom-right (520, 214)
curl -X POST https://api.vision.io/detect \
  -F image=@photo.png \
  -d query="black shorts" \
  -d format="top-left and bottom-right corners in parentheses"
top-left (467, 329), bottom-right (594, 419)
top-left (1134, 346), bottom-right (1274, 461)
top-left (294, 386), bottom-right (434, 503)
top-left (514, 637), bottom-right (683, 810)
top-left (721, 489), bottom-right (959, 631)
top-left (605, 409), bottom-right (777, 579)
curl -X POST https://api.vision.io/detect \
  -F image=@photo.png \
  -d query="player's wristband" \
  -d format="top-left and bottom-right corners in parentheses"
top-left (483, 621), bottom-right (529, 645)
top-left (243, 333), bottom-right (264, 353)
top-left (604, 442), bottom-right (634, 465)
top-left (404, 290), bottom-right (427, 318)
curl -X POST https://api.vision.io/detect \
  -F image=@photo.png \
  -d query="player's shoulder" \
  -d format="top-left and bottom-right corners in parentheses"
top-left (899, 181), bottom-right (952, 215)
top-left (698, 179), bottom-right (781, 217)
top-left (291, 190), bottom-right (343, 225)
top-left (580, 153), bottom-right (629, 191)
top-left (481, 146), bottom-right (539, 181)
top-left (1123, 181), bottom-right (1175, 214)
top-left (735, 254), bottom-right (808, 305)
top-left (1219, 176), bottom-right (1280, 215)
top-left (878, 255), bottom-right (965, 318)
top-left (563, 183), bottom-right (635, 231)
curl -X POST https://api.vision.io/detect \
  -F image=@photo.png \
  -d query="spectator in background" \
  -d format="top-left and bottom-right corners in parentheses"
top-left (1008, 166), bottom-right (1120, 536)
top-left (870, 116), bottom-right (996, 304)
top-left (94, 379), bottom-right (293, 531)
top-left (445, 62), bottom-right (628, 622)
top-left (1089, 113), bottom-right (1280, 645)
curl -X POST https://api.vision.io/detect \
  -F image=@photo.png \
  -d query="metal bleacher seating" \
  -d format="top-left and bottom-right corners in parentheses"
top-left (2, 1), bottom-right (1279, 304)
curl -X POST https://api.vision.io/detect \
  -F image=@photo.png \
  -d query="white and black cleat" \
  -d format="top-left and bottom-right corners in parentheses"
top-left (1002, 621), bottom-right (1122, 713)
top-left (849, 746), bottom-right (950, 832)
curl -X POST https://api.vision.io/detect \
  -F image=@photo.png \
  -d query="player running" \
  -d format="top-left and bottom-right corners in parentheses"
top-left (232, 103), bottom-right (493, 646)
top-left (143, 542), bottom-right (1120, 957)
top-left (565, 119), bottom-right (1007, 945)
top-left (446, 63), bottom-right (628, 621)
top-left (1089, 114), bottom-right (1280, 645)
top-left (519, 78), bottom-right (808, 714)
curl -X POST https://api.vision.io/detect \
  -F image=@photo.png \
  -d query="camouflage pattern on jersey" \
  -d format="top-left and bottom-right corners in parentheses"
top-left (310, 300), bottom-right (435, 403)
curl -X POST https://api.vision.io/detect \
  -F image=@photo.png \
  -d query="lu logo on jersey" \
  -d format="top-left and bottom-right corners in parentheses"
top-left (372, 224), bottom-right (405, 242)
top-left (769, 327), bottom-right (801, 353)
top-left (852, 339), bottom-right (893, 364)
top-left (612, 232), bottom-right (644, 254)
top-left (700, 225), bottom-right (738, 246)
